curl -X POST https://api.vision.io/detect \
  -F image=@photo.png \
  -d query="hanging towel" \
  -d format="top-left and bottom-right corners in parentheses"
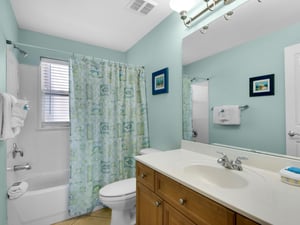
top-left (213, 105), bottom-right (240, 125)
top-left (0, 93), bottom-right (15, 140)
top-left (11, 98), bottom-right (28, 136)
top-left (0, 93), bottom-right (28, 140)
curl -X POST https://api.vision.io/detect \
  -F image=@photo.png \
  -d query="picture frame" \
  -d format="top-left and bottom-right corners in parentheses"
top-left (152, 67), bottom-right (169, 95)
top-left (249, 74), bottom-right (274, 97)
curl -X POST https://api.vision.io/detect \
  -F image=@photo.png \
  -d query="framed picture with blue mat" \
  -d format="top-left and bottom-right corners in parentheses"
top-left (249, 74), bottom-right (274, 97)
top-left (152, 67), bottom-right (169, 95)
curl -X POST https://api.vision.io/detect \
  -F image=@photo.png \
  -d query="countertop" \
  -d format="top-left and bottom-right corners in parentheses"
top-left (135, 145), bottom-right (300, 225)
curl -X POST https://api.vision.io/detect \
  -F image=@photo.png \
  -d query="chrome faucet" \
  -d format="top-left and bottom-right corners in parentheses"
top-left (232, 156), bottom-right (248, 171)
top-left (217, 152), bottom-right (233, 169)
top-left (217, 152), bottom-right (248, 171)
top-left (13, 163), bottom-right (32, 171)
top-left (12, 143), bottom-right (24, 158)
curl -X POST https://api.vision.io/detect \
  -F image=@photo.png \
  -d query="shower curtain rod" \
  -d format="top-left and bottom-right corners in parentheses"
top-left (5, 39), bottom-right (145, 68)
top-left (6, 39), bottom-right (71, 56)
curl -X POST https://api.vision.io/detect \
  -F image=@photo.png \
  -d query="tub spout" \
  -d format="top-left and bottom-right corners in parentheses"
top-left (14, 163), bottom-right (32, 171)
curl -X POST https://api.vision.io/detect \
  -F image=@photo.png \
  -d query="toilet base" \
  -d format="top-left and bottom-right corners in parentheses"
top-left (111, 207), bottom-right (136, 225)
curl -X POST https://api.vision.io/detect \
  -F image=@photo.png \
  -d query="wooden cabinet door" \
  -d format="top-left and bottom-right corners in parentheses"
top-left (236, 214), bottom-right (260, 225)
top-left (164, 203), bottom-right (196, 225)
top-left (136, 182), bottom-right (163, 225)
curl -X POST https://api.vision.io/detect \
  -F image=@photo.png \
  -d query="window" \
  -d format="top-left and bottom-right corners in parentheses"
top-left (40, 57), bottom-right (70, 128)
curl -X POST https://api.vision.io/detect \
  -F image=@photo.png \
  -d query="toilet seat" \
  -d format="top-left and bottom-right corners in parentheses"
top-left (99, 178), bottom-right (136, 201)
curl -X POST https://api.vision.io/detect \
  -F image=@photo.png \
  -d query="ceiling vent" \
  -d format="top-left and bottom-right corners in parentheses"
top-left (127, 0), bottom-right (157, 15)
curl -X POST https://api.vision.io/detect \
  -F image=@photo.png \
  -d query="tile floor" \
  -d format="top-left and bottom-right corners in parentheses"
top-left (52, 208), bottom-right (111, 225)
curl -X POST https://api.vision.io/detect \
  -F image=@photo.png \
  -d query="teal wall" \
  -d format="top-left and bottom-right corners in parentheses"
top-left (183, 22), bottom-right (300, 154)
top-left (127, 13), bottom-right (185, 150)
top-left (18, 29), bottom-right (126, 65)
top-left (0, 0), bottom-right (19, 224)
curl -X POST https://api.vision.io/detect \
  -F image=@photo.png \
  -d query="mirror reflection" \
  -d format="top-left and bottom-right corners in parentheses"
top-left (182, 0), bottom-right (300, 157)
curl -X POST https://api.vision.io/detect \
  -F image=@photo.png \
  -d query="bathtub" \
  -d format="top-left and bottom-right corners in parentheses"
top-left (8, 170), bottom-right (71, 225)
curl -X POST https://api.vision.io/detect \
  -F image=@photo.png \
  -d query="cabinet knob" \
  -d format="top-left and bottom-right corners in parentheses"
top-left (154, 201), bottom-right (161, 207)
top-left (179, 198), bottom-right (186, 205)
top-left (141, 173), bottom-right (146, 178)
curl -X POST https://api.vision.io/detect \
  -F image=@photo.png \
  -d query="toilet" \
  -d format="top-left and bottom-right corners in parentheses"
top-left (99, 148), bottom-right (160, 225)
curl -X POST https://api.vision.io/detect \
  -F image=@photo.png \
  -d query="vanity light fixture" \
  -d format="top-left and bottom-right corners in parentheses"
top-left (170, 0), bottom-right (237, 28)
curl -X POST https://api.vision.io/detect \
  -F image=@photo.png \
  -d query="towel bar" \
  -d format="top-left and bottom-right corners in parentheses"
top-left (211, 105), bottom-right (249, 111)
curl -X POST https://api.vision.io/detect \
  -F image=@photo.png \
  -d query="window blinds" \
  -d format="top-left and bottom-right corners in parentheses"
top-left (40, 58), bottom-right (70, 126)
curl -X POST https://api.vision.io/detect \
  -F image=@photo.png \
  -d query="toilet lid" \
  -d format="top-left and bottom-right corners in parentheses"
top-left (99, 178), bottom-right (136, 197)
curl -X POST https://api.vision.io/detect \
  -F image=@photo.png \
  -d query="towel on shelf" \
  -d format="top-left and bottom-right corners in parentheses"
top-left (0, 93), bottom-right (29, 140)
top-left (213, 105), bottom-right (240, 125)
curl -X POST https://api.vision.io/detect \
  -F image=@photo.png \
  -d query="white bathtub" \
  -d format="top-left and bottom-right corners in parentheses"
top-left (8, 170), bottom-right (71, 225)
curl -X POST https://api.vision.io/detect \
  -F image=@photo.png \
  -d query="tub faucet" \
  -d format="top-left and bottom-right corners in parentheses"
top-left (12, 143), bottom-right (24, 158)
top-left (217, 152), bottom-right (248, 171)
top-left (14, 163), bottom-right (32, 171)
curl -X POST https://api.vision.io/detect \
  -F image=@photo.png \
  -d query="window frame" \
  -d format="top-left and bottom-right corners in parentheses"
top-left (38, 57), bottom-right (70, 130)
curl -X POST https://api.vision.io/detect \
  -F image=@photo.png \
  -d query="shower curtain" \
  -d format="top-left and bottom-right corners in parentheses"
top-left (68, 55), bottom-right (149, 216)
top-left (182, 77), bottom-right (193, 140)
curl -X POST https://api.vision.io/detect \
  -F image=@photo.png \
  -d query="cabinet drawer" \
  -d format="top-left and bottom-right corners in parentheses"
top-left (156, 172), bottom-right (235, 225)
top-left (136, 161), bottom-right (155, 191)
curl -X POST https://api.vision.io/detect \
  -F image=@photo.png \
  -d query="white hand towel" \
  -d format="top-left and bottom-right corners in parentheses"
top-left (11, 98), bottom-right (28, 120)
top-left (0, 93), bottom-right (29, 140)
top-left (0, 93), bottom-right (15, 140)
top-left (11, 98), bottom-right (28, 136)
top-left (213, 105), bottom-right (240, 125)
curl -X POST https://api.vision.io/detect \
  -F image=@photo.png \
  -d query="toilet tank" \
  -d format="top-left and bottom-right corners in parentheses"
top-left (139, 148), bottom-right (161, 155)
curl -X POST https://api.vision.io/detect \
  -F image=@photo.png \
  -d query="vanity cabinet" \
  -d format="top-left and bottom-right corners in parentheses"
top-left (136, 182), bottom-right (163, 225)
top-left (136, 161), bottom-right (163, 225)
top-left (236, 214), bottom-right (260, 225)
top-left (164, 203), bottom-right (196, 225)
top-left (136, 161), bottom-right (260, 225)
top-left (156, 172), bottom-right (235, 225)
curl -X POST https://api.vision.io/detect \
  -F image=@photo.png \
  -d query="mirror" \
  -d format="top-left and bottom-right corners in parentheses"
top-left (182, 0), bottom-right (300, 157)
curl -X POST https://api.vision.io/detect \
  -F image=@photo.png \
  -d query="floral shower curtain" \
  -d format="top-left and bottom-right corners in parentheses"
top-left (182, 77), bottom-right (193, 140)
top-left (68, 55), bottom-right (149, 216)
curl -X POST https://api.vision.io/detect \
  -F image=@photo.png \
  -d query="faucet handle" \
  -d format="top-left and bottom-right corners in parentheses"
top-left (234, 156), bottom-right (248, 164)
top-left (217, 152), bottom-right (226, 157)
top-left (12, 143), bottom-right (24, 158)
top-left (217, 152), bottom-right (228, 164)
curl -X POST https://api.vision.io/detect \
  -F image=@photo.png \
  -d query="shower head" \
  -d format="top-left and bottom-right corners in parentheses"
top-left (13, 45), bottom-right (28, 58)
top-left (6, 40), bottom-right (28, 58)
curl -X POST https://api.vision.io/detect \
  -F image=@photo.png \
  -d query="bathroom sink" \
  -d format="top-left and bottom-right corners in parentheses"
top-left (183, 164), bottom-right (248, 189)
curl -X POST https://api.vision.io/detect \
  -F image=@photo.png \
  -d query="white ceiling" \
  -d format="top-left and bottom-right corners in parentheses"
top-left (10, 0), bottom-right (172, 52)
top-left (183, 0), bottom-right (300, 65)
top-left (10, 0), bottom-right (300, 60)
